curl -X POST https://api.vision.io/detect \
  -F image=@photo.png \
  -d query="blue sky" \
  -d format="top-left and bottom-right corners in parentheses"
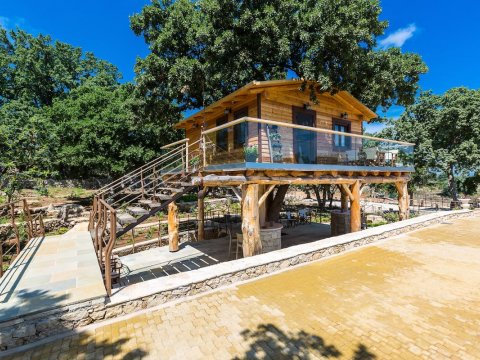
top-left (1, 0), bottom-right (479, 132)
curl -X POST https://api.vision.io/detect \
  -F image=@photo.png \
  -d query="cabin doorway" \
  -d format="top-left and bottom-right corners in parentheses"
top-left (293, 106), bottom-right (316, 164)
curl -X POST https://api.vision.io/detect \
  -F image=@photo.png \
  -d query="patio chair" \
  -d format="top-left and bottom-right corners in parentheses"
top-left (363, 147), bottom-right (378, 165)
top-left (298, 209), bottom-right (310, 224)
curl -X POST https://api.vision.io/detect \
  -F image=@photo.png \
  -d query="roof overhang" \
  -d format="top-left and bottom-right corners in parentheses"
top-left (175, 79), bottom-right (378, 129)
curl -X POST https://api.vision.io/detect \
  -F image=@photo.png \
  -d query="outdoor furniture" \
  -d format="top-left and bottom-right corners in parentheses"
top-left (363, 147), bottom-right (378, 165)
top-left (298, 208), bottom-right (310, 224)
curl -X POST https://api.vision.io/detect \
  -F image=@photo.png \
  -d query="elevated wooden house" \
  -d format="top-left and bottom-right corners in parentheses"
top-left (89, 79), bottom-right (414, 294)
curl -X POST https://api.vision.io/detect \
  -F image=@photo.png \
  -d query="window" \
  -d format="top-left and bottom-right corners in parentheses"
top-left (332, 119), bottom-right (351, 149)
top-left (216, 116), bottom-right (228, 151)
top-left (233, 107), bottom-right (248, 148)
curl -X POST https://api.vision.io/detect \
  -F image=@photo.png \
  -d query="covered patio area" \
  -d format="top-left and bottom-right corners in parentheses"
top-left (117, 222), bottom-right (331, 287)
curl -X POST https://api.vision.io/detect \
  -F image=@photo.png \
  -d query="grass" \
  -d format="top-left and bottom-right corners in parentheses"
top-left (47, 227), bottom-right (70, 236)
top-left (369, 220), bottom-right (388, 227)
top-left (45, 186), bottom-right (92, 199)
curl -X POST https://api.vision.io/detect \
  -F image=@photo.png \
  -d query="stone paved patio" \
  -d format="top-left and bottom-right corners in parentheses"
top-left (0, 223), bottom-right (105, 322)
top-left (3, 215), bottom-right (480, 359)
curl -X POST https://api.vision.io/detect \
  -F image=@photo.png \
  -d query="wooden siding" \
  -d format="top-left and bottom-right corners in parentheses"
top-left (185, 87), bottom-right (364, 165)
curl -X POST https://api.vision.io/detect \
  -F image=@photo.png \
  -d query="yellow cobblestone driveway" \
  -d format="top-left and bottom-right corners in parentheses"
top-left (5, 215), bottom-right (480, 360)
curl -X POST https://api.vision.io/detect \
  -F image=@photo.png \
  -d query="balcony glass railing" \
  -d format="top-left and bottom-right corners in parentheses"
top-left (202, 117), bottom-right (414, 171)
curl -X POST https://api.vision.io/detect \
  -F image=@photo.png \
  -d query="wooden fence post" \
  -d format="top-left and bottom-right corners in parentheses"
top-left (168, 202), bottom-right (179, 252)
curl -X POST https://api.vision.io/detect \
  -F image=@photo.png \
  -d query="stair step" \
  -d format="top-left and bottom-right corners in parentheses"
top-left (157, 187), bottom-right (184, 193)
top-left (117, 213), bottom-right (137, 225)
top-left (107, 222), bottom-right (124, 232)
top-left (126, 206), bottom-right (150, 217)
top-left (155, 194), bottom-right (173, 201)
top-left (138, 199), bottom-right (163, 209)
top-left (167, 182), bottom-right (192, 187)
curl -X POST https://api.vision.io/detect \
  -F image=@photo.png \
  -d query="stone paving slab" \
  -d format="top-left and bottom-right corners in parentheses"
top-left (3, 215), bottom-right (480, 359)
top-left (0, 224), bottom-right (106, 322)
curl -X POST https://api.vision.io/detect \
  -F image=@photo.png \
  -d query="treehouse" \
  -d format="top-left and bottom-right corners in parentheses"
top-left (89, 79), bottom-right (414, 295)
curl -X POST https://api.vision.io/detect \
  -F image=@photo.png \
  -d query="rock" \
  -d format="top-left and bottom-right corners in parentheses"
top-left (36, 317), bottom-right (60, 333)
top-left (90, 310), bottom-right (106, 321)
top-left (60, 309), bottom-right (88, 322)
top-left (104, 306), bottom-right (123, 319)
top-left (12, 324), bottom-right (36, 338)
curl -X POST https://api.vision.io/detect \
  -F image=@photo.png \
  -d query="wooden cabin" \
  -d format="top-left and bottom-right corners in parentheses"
top-left (90, 80), bottom-right (415, 294)
top-left (172, 80), bottom-right (414, 257)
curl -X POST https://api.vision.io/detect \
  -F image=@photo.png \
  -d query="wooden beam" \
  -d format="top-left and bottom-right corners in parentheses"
top-left (241, 184), bottom-right (262, 256)
top-left (168, 202), bottom-right (179, 252)
top-left (230, 186), bottom-right (242, 201)
top-left (340, 184), bottom-right (355, 201)
top-left (350, 181), bottom-right (361, 232)
top-left (193, 174), bottom-right (410, 186)
top-left (258, 185), bottom-right (276, 207)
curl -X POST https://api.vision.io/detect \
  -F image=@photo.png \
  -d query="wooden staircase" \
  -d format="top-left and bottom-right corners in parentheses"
top-left (88, 139), bottom-right (202, 295)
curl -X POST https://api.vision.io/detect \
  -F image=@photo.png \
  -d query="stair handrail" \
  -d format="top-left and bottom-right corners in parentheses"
top-left (96, 144), bottom-right (185, 196)
top-left (110, 140), bottom-right (202, 208)
top-left (98, 145), bottom-right (188, 200)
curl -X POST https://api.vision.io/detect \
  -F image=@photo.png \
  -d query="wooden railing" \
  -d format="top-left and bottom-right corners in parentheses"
top-left (90, 196), bottom-right (117, 295)
top-left (0, 200), bottom-right (45, 278)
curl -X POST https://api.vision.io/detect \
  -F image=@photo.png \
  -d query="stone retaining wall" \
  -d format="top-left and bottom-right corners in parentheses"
top-left (0, 210), bottom-right (474, 351)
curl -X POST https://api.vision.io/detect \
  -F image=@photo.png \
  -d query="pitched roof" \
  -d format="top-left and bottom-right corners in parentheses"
top-left (176, 79), bottom-right (378, 128)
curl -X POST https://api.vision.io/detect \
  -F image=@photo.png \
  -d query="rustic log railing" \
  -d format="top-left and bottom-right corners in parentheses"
top-left (0, 200), bottom-right (45, 278)
top-left (90, 197), bottom-right (117, 295)
top-left (88, 139), bottom-right (203, 294)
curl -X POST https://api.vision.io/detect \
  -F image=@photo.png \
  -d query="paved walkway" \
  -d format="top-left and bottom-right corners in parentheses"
top-left (4, 215), bottom-right (480, 359)
top-left (0, 223), bottom-right (105, 322)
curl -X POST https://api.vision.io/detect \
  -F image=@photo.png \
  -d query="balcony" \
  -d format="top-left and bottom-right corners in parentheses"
top-left (200, 117), bottom-right (414, 173)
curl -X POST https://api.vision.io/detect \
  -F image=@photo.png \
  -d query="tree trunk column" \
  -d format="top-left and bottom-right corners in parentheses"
top-left (241, 184), bottom-right (262, 257)
top-left (350, 181), bottom-right (361, 232)
top-left (168, 201), bottom-right (179, 252)
top-left (395, 181), bottom-right (410, 221)
top-left (339, 186), bottom-right (349, 212)
top-left (197, 187), bottom-right (207, 241)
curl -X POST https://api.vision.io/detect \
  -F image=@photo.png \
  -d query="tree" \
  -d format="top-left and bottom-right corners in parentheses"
top-left (0, 28), bottom-right (180, 183)
top-left (382, 88), bottom-right (480, 200)
top-left (0, 28), bottom-right (120, 107)
top-left (45, 81), bottom-right (180, 178)
top-left (130, 0), bottom-right (427, 113)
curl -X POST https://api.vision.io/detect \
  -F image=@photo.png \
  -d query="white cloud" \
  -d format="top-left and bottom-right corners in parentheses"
top-left (380, 24), bottom-right (417, 48)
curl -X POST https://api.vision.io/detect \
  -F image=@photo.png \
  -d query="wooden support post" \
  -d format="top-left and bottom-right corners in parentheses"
top-left (340, 189), bottom-right (349, 212)
top-left (395, 181), bottom-right (410, 221)
top-left (168, 202), bottom-right (179, 252)
top-left (350, 181), bottom-right (361, 232)
top-left (241, 184), bottom-right (262, 257)
top-left (197, 187), bottom-right (207, 241)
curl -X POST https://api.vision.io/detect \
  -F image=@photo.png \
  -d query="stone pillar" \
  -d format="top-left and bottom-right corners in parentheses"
top-left (241, 184), bottom-right (262, 256)
top-left (350, 181), bottom-right (361, 232)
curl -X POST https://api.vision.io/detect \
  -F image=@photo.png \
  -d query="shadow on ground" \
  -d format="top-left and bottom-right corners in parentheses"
top-left (233, 324), bottom-right (376, 360)
top-left (1, 289), bottom-right (148, 359)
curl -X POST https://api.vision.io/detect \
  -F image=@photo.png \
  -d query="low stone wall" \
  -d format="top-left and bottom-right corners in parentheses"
top-left (0, 209), bottom-right (474, 351)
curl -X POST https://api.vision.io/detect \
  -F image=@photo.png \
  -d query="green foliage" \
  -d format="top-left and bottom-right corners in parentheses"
top-left (383, 212), bottom-right (399, 223)
top-left (181, 193), bottom-right (198, 202)
top-left (382, 88), bottom-right (480, 200)
top-left (67, 187), bottom-right (88, 200)
top-left (0, 28), bottom-right (180, 182)
top-left (244, 145), bottom-right (258, 161)
top-left (130, 0), bottom-right (427, 112)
